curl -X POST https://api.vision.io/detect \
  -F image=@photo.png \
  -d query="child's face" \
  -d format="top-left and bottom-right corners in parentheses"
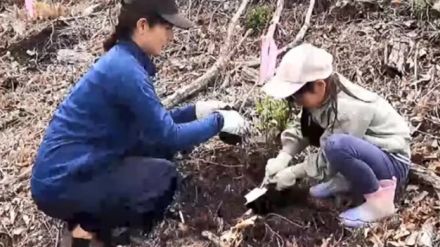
top-left (291, 80), bottom-right (327, 109)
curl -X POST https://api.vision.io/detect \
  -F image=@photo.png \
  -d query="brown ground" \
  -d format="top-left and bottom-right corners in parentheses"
top-left (1, 0), bottom-right (440, 246)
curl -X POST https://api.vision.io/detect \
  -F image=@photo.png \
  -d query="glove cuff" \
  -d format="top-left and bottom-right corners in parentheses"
top-left (290, 162), bottom-right (307, 178)
top-left (195, 101), bottom-right (204, 119)
top-left (276, 151), bottom-right (292, 165)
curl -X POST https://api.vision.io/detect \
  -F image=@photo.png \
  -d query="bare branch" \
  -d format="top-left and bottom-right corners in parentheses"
top-left (409, 164), bottom-right (440, 198)
top-left (278, 0), bottom-right (315, 54)
top-left (163, 0), bottom-right (251, 107)
top-left (266, 0), bottom-right (284, 39)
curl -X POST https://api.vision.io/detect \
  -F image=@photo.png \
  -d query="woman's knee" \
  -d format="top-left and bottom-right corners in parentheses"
top-left (123, 157), bottom-right (176, 173)
top-left (149, 158), bottom-right (177, 176)
top-left (120, 157), bottom-right (179, 191)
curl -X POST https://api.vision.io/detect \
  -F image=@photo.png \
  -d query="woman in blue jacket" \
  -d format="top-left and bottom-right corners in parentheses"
top-left (30, 0), bottom-right (246, 246)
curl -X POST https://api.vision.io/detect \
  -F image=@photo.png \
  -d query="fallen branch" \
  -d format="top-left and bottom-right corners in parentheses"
top-left (278, 0), bottom-right (315, 54)
top-left (163, 0), bottom-right (251, 107)
top-left (409, 164), bottom-right (440, 198)
top-left (241, 0), bottom-right (316, 68)
top-left (266, 0), bottom-right (284, 40)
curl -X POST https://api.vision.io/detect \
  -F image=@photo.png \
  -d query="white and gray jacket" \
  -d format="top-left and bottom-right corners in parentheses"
top-left (279, 73), bottom-right (411, 179)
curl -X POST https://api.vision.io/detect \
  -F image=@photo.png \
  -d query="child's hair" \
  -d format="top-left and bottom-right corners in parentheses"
top-left (289, 74), bottom-right (369, 130)
top-left (325, 74), bottom-right (371, 129)
top-left (103, 5), bottom-right (169, 51)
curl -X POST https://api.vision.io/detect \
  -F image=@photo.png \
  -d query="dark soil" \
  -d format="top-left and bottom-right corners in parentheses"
top-left (153, 146), bottom-right (360, 247)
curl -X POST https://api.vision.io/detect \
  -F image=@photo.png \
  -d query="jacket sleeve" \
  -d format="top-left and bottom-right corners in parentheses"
top-left (112, 72), bottom-right (223, 153)
top-left (280, 119), bottom-right (310, 157)
top-left (169, 105), bottom-right (196, 123)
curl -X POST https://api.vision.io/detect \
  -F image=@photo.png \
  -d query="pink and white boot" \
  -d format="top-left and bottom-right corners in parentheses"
top-left (339, 178), bottom-right (397, 228)
top-left (309, 174), bottom-right (351, 198)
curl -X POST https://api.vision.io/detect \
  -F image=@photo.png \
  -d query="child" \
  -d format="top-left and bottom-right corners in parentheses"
top-left (262, 43), bottom-right (411, 228)
top-left (30, 0), bottom-right (246, 246)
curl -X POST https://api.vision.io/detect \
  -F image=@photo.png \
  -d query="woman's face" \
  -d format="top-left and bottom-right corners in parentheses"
top-left (133, 18), bottom-right (174, 56)
top-left (290, 80), bottom-right (327, 109)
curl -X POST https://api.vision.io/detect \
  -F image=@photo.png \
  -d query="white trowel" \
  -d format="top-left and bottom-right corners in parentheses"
top-left (244, 186), bottom-right (268, 205)
top-left (244, 178), bottom-right (270, 214)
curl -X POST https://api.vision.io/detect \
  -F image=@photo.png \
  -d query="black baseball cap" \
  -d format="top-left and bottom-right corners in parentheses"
top-left (122, 0), bottom-right (194, 29)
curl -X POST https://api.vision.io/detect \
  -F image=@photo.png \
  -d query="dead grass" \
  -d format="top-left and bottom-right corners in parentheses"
top-left (0, 0), bottom-right (439, 246)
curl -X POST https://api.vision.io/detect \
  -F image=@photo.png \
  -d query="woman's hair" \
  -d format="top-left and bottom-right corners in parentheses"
top-left (103, 7), bottom-right (169, 51)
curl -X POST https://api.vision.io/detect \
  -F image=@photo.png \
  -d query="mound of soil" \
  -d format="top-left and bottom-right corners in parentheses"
top-left (152, 146), bottom-right (358, 247)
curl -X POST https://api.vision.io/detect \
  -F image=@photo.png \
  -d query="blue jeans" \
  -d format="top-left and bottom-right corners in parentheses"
top-left (324, 134), bottom-right (409, 195)
top-left (33, 157), bottom-right (178, 235)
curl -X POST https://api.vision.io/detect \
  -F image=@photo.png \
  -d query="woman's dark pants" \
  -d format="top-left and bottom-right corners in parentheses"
top-left (34, 157), bottom-right (178, 244)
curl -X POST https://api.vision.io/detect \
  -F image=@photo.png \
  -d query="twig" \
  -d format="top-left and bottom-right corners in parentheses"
top-left (414, 42), bottom-right (419, 82)
top-left (191, 159), bottom-right (244, 168)
top-left (409, 163), bottom-right (440, 198)
top-left (163, 0), bottom-right (251, 107)
top-left (238, 83), bottom-right (258, 114)
top-left (264, 223), bottom-right (285, 247)
top-left (188, 0), bottom-right (193, 19)
top-left (208, 2), bottom-right (224, 31)
top-left (266, 213), bottom-right (304, 228)
top-left (179, 210), bottom-right (185, 224)
top-left (278, 0), bottom-right (315, 54)
top-left (54, 222), bottom-right (62, 247)
top-left (266, 0), bottom-right (284, 39)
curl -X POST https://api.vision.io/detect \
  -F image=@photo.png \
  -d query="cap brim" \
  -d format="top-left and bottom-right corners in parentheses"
top-left (160, 13), bottom-right (194, 29)
top-left (262, 79), bottom-right (304, 99)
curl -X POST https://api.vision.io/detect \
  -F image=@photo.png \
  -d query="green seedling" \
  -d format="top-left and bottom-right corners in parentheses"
top-left (245, 5), bottom-right (272, 34)
top-left (255, 97), bottom-right (292, 143)
top-left (412, 0), bottom-right (429, 19)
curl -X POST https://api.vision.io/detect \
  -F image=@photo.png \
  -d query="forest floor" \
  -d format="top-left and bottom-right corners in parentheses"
top-left (1, 0), bottom-right (440, 246)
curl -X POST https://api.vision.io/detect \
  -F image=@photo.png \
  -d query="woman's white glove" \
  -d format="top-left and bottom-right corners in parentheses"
top-left (217, 110), bottom-right (247, 135)
top-left (195, 100), bottom-right (229, 119)
top-left (264, 152), bottom-right (292, 179)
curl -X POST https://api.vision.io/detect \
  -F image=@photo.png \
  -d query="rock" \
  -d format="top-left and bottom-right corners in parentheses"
top-left (56, 49), bottom-right (93, 64)
top-left (385, 39), bottom-right (411, 76)
top-left (417, 221), bottom-right (434, 247)
top-left (12, 227), bottom-right (26, 236)
top-left (82, 3), bottom-right (101, 16)
top-left (412, 190), bottom-right (429, 203)
top-left (433, 0), bottom-right (440, 12)
top-left (405, 231), bottom-right (418, 246)
top-left (11, 20), bottom-right (26, 37)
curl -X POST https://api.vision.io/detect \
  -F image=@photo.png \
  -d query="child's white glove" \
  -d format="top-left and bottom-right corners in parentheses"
top-left (195, 100), bottom-right (229, 119)
top-left (270, 163), bottom-right (307, 191)
top-left (264, 152), bottom-right (292, 179)
top-left (217, 110), bottom-right (247, 135)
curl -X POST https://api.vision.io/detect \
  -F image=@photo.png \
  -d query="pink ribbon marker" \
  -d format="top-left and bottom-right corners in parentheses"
top-left (259, 35), bottom-right (278, 85)
top-left (25, 0), bottom-right (35, 18)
